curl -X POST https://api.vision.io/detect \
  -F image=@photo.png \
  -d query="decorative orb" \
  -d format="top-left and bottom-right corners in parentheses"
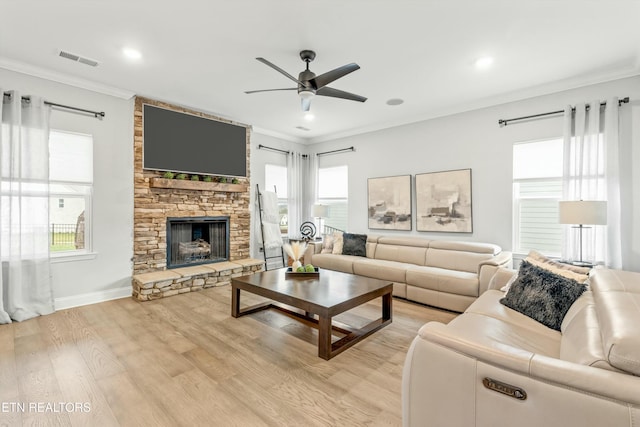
top-left (300, 221), bottom-right (317, 240)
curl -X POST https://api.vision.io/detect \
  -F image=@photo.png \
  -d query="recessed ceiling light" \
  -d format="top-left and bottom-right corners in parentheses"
top-left (123, 47), bottom-right (142, 60)
top-left (304, 112), bottom-right (315, 121)
top-left (386, 98), bottom-right (404, 106)
top-left (474, 56), bottom-right (493, 69)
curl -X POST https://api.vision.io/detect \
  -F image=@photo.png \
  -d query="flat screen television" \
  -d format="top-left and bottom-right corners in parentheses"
top-left (143, 104), bottom-right (247, 178)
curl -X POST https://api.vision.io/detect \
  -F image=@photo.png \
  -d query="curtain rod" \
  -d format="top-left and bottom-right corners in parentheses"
top-left (257, 144), bottom-right (310, 158)
top-left (317, 146), bottom-right (355, 156)
top-left (3, 92), bottom-right (105, 119)
top-left (258, 144), bottom-right (289, 155)
top-left (498, 97), bottom-right (629, 127)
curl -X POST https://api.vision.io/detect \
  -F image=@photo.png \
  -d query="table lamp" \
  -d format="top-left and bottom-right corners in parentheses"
top-left (558, 200), bottom-right (607, 265)
top-left (312, 204), bottom-right (329, 237)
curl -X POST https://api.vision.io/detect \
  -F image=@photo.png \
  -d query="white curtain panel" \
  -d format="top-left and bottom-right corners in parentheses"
top-left (561, 98), bottom-right (621, 267)
top-left (0, 90), bottom-right (54, 323)
top-left (286, 152), bottom-right (305, 237)
top-left (303, 152), bottom-right (318, 222)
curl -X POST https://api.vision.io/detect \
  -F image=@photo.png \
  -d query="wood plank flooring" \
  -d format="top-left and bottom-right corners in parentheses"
top-left (0, 285), bottom-right (457, 427)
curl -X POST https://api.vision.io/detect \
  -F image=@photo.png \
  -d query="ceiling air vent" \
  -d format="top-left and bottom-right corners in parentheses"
top-left (58, 50), bottom-right (99, 67)
top-left (295, 126), bottom-right (311, 131)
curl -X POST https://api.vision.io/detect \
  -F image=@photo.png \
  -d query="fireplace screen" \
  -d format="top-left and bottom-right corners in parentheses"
top-left (167, 216), bottom-right (229, 268)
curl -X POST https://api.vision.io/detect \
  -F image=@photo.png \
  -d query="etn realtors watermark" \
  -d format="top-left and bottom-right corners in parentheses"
top-left (1, 402), bottom-right (91, 413)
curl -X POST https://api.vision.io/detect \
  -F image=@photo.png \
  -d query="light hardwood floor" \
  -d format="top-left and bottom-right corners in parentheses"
top-left (0, 285), bottom-right (457, 427)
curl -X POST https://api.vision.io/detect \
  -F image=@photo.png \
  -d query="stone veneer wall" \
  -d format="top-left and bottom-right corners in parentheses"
top-left (133, 96), bottom-right (251, 275)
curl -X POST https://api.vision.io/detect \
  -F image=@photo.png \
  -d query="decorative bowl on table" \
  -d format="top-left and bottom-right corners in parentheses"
top-left (285, 266), bottom-right (320, 278)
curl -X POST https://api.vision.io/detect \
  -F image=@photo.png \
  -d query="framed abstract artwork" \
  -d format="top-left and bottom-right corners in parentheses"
top-left (367, 175), bottom-right (412, 230)
top-left (415, 168), bottom-right (473, 233)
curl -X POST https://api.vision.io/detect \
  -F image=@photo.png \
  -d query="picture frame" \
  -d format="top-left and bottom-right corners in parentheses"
top-left (367, 175), bottom-right (412, 231)
top-left (415, 168), bottom-right (473, 233)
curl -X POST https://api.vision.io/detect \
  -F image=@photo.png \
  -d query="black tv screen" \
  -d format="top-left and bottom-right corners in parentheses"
top-left (143, 104), bottom-right (247, 177)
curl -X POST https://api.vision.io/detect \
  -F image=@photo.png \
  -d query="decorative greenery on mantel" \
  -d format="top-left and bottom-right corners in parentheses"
top-left (149, 177), bottom-right (247, 192)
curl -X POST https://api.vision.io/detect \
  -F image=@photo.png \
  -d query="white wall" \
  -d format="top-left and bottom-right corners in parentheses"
top-left (308, 76), bottom-right (640, 271)
top-left (1, 68), bottom-right (135, 307)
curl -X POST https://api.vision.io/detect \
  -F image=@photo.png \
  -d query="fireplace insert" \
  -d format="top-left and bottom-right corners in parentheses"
top-left (166, 216), bottom-right (229, 268)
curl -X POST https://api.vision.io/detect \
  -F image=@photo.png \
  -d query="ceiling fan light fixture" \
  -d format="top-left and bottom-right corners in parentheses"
top-left (299, 90), bottom-right (315, 100)
top-left (474, 56), bottom-right (494, 69)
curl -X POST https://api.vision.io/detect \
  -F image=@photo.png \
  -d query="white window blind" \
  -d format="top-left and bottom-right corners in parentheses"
top-left (318, 166), bottom-right (348, 231)
top-left (513, 139), bottom-right (563, 256)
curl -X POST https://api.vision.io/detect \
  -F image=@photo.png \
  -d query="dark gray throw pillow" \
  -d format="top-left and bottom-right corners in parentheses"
top-left (500, 260), bottom-right (586, 331)
top-left (341, 233), bottom-right (367, 257)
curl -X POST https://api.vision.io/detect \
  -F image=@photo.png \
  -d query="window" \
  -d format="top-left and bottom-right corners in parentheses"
top-left (49, 130), bottom-right (93, 254)
top-left (318, 165), bottom-right (348, 232)
top-left (264, 164), bottom-right (288, 234)
top-left (512, 139), bottom-right (563, 256)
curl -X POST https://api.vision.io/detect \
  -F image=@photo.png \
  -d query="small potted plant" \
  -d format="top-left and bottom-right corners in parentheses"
top-left (191, 174), bottom-right (200, 181)
top-left (162, 171), bottom-right (175, 179)
top-left (175, 173), bottom-right (187, 180)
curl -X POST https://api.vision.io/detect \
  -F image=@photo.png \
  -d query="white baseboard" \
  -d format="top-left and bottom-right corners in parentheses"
top-left (54, 286), bottom-right (132, 311)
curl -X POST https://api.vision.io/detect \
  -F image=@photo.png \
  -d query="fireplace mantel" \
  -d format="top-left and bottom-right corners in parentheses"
top-left (149, 177), bottom-right (247, 193)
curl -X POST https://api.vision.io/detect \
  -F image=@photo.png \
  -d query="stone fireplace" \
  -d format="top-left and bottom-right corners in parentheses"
top-left (131, 97), bottom-right (263, 301)
top-left (167, 216), bottom-right (229, 269)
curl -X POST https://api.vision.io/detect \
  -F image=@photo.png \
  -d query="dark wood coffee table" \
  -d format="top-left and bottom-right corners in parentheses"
top-left (231, 268), bottom-right (393, 360)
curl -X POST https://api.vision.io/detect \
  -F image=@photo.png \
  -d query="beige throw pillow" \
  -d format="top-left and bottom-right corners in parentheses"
top-left (525, 250), bottom-right (590, 283)
top-left (321, 235), bottom-right (334, 254)
top-left (331, 231), bottom-right (344, 255)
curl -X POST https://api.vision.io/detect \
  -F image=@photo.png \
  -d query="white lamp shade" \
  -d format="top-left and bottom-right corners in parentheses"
top-left (559, 201), bottom-right (607, 225)
top-left (312, 204), bottom-right (329, 218)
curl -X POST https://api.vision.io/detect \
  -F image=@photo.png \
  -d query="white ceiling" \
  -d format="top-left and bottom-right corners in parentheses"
top-left (1, 1), bottom-right (639, 143)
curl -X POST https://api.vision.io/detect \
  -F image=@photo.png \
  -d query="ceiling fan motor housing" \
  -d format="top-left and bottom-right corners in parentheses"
top-left (299, 50), bottom-right (316, 63)
top-left (298, 69), bottom-right (317, 94)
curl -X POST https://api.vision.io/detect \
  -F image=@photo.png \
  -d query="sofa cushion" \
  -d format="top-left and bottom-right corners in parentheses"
top-left (425, 247), bottom-right (497, 273)
top-left (466, 290), bottom-right (561, 340)
top-left (429, 240), bottom-right (500, 254)
top-left (353, 258), bottom-right (410, 283)
top-left (342, 233), bottom-right (367, 257)
top-left (500, 261), bottom-right (587, 331)
top-left (590, 268), bottom-right (640, 376)
top-left (406, 266), bottom-right (479, 297)
top-left (310, 253), bottom-right (356, 274)
top-left (374, 243), bottom-right (427, 266)
top-left (432, 310), bottom-right (561, 358)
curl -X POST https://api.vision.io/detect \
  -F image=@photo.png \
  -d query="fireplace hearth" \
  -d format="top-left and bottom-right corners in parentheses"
top-left (167, 216), bottom-right (229, 269)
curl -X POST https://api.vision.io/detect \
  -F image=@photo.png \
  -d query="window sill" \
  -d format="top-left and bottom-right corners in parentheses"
top-left (51, 251), bottom-right (98, 263)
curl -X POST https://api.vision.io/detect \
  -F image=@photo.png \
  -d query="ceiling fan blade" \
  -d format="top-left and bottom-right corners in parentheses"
top-left (245, 88), bottom-right (297, 94)
top-left (301, 97), bottom-right (311, 112)
top-left (316, 87), bottom-right (367, 103)
top-left (256, 57), bottom-right (304, 85)
top-left (310, 63), bottom-right (360, 89)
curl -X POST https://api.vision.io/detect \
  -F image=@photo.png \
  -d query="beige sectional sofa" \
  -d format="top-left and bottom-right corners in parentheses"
top-left (304, 235), bottom-right (512, 312)
top-left (402, 267), bottom-right (640, 427)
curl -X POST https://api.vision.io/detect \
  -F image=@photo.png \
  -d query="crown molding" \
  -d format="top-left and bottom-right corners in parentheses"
top-left (0, 57), bottom-right (135, 99)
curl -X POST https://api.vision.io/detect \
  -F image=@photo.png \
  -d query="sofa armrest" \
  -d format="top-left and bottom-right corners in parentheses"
top-left (487, 267), bottom-right (517, 291)
top-left (478, 251), bottom-right (513, 294)
top-left (417, 322), bottom-right (640, 405)
top-left (303, 241), bottom-right (323, 265)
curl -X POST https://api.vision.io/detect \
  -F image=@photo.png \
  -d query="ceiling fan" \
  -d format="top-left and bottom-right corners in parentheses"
top-left (245, 50), bottom-right (367, 112)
